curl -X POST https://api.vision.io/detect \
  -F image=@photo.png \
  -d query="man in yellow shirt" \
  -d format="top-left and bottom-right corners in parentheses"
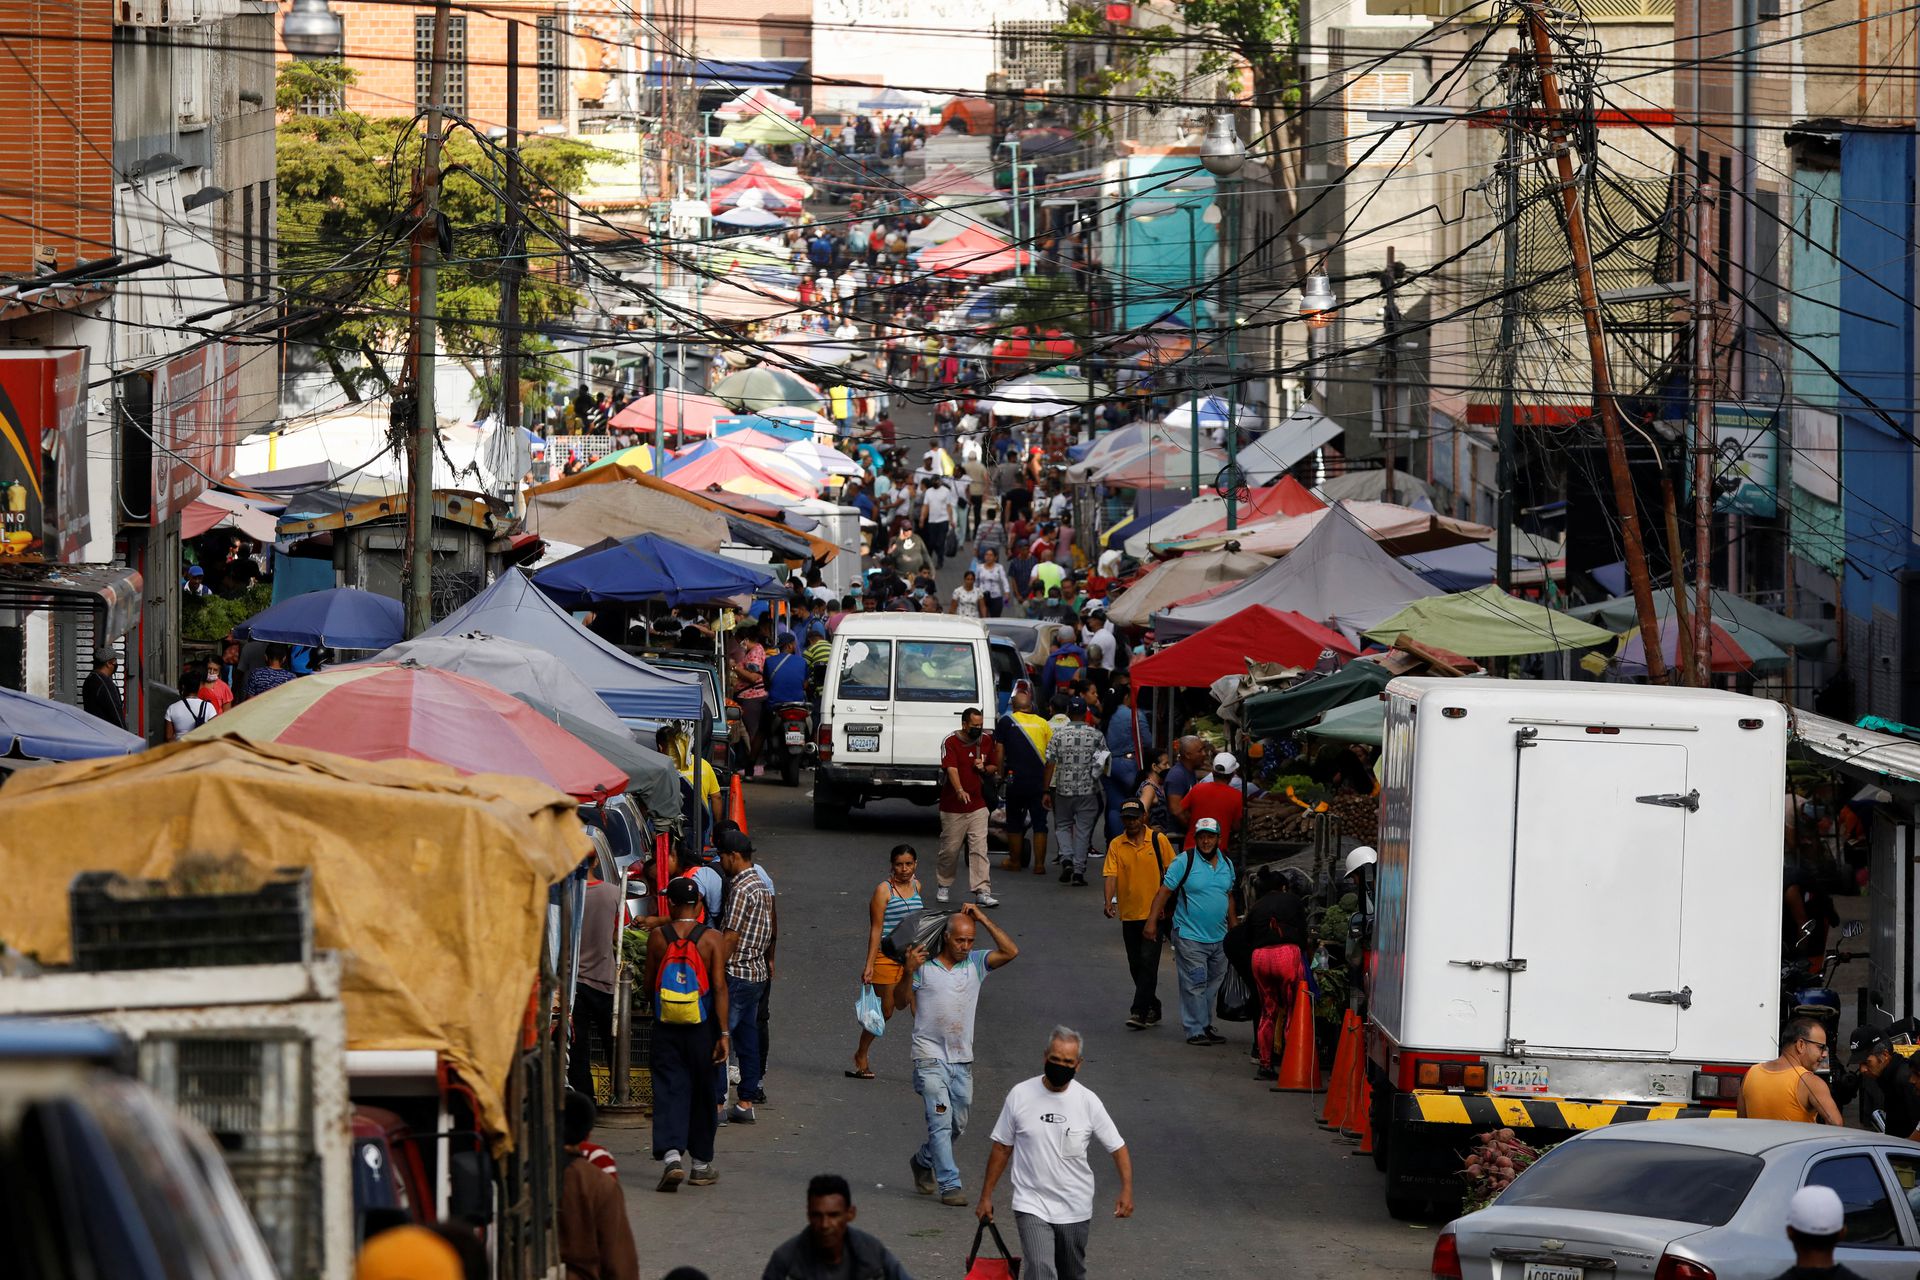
top-left (1104, 800), bottom-right (1176, 1029)
top-left (657, 724), bottom-right (723, 841)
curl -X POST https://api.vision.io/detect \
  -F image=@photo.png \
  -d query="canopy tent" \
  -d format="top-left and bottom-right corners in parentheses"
top-left (609, 391), bottom-right (735, 438)
top-left (508, 693), bottom-right (682, 824)
top-left (1300, 696), bottom-right (1385, 747)
top-left (858, 86), bottom-right (929, 111)
top-left (907, 212), bottom-right (989, 248)
top-left (1242, 661), bottom-right (1396, 738)
top-left (0, 686), bottom-right (145, 760)
top-left (1567, 589), bottom-right (1831, 657)
top-left (662, 441), bottom-right (822, 497)
top-left (1399, 533), bottom-right (1565, 592)
top-left (1617, 616), bottom-right (1784, 675)
top-left (1066, 423), bottom-right (1155, 482)
top-left (712, 205), bottom-right (787, 230)
top-left (1237, 405), bottom-right (1343, 482)
top-left (1315, 469), bottom-right (1435, 506)
top-left (1155, 503), bottom-right (1439, 639)
top-left (533, 532), bottom-right (784, 608)
top-left (760, 405), bottom-right (840, 436)
top-left (0, 738), bottom-right (590, 1142)
top-left (917, 226), bottom-right (1030, 277)
top-left (1362, 585), bottom-right (1616, 657)
top-left (370, 633), bottom-right (632, 739)
top-left (1162, 500), bottom-right (1492, 558)
top-left (710, 148), bottom-right (800, 182)
top-left (187, 662), bottom-right (629, 800)
top-left (1104, 497), bottom-right (1187, 555)
top-left (525, 476), bottom-right (730, 550)
top-left (1104, 547), bottom-right (1274, 629)
top-left (1131, 605), bottom-right (1358, 688)
top-left (527, 464), bottom-right (841, 563)
top-left (425, 569), bottom-right (707, 722)
top-left (716, 161), bottom-right (810, 198)
top-left (1167, 478), bottom-right (1325, 543)
top-left (237, 586), bottom-right (404, 651)
top-left (1164, 395), bottom-right (1261, 434)
top-left (182, 491), bottom-right (281, 543)
top-left (913, 164), bottom-right (1009, 209)
top-left (941, 97), bottom-right (996, 134)
top-left (712, 87), bottom-right (805, 120)
top-left (1091, 437), bottom-right (1229, 490)
top-left (711, 365), bottom-right (825, 412)
top-left (674, 277), bottom-right (801, 324)
top-left (671, 427), bottom-right (795, 454)
top-left (709, 173), bottom-right (804, 213)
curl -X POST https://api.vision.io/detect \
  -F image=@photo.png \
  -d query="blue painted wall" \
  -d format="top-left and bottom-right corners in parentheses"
top-left (1108, 156), bottom-right (1220, 330)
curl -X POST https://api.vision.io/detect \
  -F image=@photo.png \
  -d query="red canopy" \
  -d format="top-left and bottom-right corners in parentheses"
top-left (919, 226), bottom-right (1030, 277)
top-left (1184, 477), bottom-right (1324, 537)
top-left (1130, 604), bottom-right (1357, 688)
top-left (609, 391), bottom-right (733, 438)
top-left (709, 174), bottom-right (803, 213)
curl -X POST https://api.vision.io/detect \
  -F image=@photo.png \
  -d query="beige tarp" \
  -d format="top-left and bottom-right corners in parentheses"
top-left (524, 480), bottom-right (731, 551)
top-left (0, 737), bottom-right (590, 1143)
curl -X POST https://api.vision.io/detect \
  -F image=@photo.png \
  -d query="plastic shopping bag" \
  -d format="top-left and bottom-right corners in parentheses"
top-left (855, 984), bottom-right (887, 1038)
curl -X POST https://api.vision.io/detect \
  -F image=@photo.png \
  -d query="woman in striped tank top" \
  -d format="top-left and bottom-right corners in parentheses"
top-left (851, 843), bottom-right (923, 1080)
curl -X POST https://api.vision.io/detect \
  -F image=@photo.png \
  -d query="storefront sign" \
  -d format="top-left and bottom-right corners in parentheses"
top-left (155, 342), bottom-right (241, 523)
top-left (1712, 403), bottom-right (1777, 517)
top-left (0, 348), bottom-right (91, 562)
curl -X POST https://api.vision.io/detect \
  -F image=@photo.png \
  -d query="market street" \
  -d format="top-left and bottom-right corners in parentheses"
top-left (604, 783), bottom-right (1433, 1279)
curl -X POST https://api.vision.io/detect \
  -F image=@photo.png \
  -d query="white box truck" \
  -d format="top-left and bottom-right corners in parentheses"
top-left (1367, 679), bottom-right (1787, 1217)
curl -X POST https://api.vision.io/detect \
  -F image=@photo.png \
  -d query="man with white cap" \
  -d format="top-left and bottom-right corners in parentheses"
top-left (1179, 752), bottom-right (1246, 852)
top-left (1774, 1184), bottom-right (1864, 1280)
top-left (1143, 817), bottom-right (1238, 1046)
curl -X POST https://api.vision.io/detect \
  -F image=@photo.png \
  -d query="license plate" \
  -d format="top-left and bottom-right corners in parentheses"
top-left (1491, 1064), bottom-right (1550, 1094)
top-left (848, 734), bottom-right (880, 752)
top-left (1523, 1265), bottom-right (1581, 1280)
top-left (785, 731), bottom-right (806, 745)
top-left (1646, 1071), bottom-right (1688, 1101)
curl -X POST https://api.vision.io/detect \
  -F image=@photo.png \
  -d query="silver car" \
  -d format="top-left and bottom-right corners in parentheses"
top-left (1436, 1119), bottom-right (1920, 1280)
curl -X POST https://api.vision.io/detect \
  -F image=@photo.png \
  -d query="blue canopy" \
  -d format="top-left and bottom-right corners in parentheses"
top-left (714, 415), bottom-right (811, 442)
top-left (533, 533), bottom-right (784, 608)
top-left (0, 686), bottom-right (144, 760)
top-left (425, 570), bottom-right (706, 722)
top-left (238, 586), bottom-right (404, 651)
top-left (1105, 501), bottom-right (1188, 550)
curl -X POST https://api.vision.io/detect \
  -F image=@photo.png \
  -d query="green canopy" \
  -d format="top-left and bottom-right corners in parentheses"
top-left (1364, 585), bottom-right (1616, 656)
top-left (1300, 697), bottom-right (1385, 747)
top-left (1243, 662), bottom-right (1394, 738)
top-left (1566, 590), bottom-right (1830, 657)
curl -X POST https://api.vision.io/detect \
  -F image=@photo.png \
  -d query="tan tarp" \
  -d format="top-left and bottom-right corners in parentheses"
top-left (527, 465), bottom-right (840, 563)
top-left (525, 480), bottom-right (731, 551)
top-left (0, 737), bottom-right (590, 1143)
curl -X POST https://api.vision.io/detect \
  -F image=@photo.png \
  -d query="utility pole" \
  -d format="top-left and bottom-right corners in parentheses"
top-left (1494, 59), bottom-right (1522, 595)
top-left (1520, 1), bottom-right (1667, 681)
top-left (501, 18), bottom-right (524, 515)
top-left (1379, 246), bottom-right (1400, 506)
top-left (406, 0), bottom-right (450, 637)
top-left (1692, 183), bottom-right (1718, 688)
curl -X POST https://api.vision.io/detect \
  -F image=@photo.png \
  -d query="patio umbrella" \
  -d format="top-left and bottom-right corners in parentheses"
top-left (532, 532), bottom-right (784, 607)
top-left (761, 406), bottom-right (839, 437)
top-left (237, 586), bottom-right (404, 651)
top-left (713, 414), bottom-right (812, 443)
top-left (713, 206), bottom-right (787, 230)
top-left (1617, 616), bottom-right (1780, 675)
top-left (0, 686), bottom-right (145, 760)
top-left (783, 439), bottom-right (864, 479)
top-left (185, 662), bottom-right (628, 800)
top-left (1165, 395), bottom-right (1261, 433)
top-left (609, 391), bottom-right (733, 438)
top-left (712, 366), bottom-right (826, 413)
top-left (1104, 547), bottom-right (1274, 629)
top-left (370, 632), bottom-right (632, 739)
top-left (662, 441), bottom-right (823, 498)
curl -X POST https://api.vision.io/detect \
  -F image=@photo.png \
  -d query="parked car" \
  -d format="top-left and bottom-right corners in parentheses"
top-left (1435, 1119), bottom-right (1920, 1280)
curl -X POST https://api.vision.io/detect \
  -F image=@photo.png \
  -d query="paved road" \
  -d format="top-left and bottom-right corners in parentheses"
top-left (604, 781), bottom-right (1434, 1279)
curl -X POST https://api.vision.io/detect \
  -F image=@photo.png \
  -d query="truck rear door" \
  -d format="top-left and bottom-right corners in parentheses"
top-left (1508, 736), bottom-right (1689, 1056)
top-left (889, 637), bottom-right (985, 767)
top-left (832, 636), bottom-right (896, 766)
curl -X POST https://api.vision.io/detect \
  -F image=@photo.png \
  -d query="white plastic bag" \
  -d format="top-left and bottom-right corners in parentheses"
top-left (855, 983), bottom-right (887, 1037)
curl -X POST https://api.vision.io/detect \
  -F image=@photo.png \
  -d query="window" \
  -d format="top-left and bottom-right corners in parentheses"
top-left (257, 183), bottom-right (273, 294)
top-left (536, 13), bottom-right (561, 120)
top-left (1805, 1155), bottom-right (1903, 1247)
top-left (240, 185), bottom-right (254, 295)
top-left (1886, 1153), bottom-right (1920, 1224)
top-left (414, 14), bottom-right (468, 116)
top-left (1344, 71), bottom-right (1414, 168)
top-left (895, 641), bottom-right (979, 703)
top-left (1498, 1140), bottom-right (1762, 1226)
top-left (837, 639), bottom-right (892, 699)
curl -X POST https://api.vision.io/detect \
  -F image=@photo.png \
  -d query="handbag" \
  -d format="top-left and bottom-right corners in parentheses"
top-left (944, 525), bottom-right (960, 559)
top-left (964, 1219), bottom-right (1021, 1279)
top-left (855, 984), bottom-right (887, 1037)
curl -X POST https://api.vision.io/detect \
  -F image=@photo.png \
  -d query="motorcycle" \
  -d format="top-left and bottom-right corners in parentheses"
top-left (1782, 918), bottom-right (1865, 1067)
top-left (766, 700), bottom-right (815, 787)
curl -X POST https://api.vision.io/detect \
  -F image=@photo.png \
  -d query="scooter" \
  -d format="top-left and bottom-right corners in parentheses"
top-left (1782, 918), bottom-right (1865, 1066)
top-left (766, 700), bottom-right (815, 787)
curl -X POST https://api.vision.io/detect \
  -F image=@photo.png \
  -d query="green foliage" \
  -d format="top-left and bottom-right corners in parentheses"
top-left (275, 62), bottom-right (597, 404)
top-left (182, 583), bottom-right (274, 645)
top-left (1000, 276), bottom-right (1093, 339)
top-left (1052, 0), bottom-right (1300, 130)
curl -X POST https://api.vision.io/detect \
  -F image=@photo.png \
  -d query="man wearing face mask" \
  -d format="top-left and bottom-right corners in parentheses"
top-left (975, 1026), bottom-right (1132, 1280)
top-left (938, 706), bottom-right (1003, 908)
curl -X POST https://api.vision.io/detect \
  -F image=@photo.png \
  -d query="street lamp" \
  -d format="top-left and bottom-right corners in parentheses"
top-left (1199, 111), bottom-right (1246, 178)
top-left (282, 0), bottom-right (344, 58)
top-left (1299, 274), bottom-right (1337, 405)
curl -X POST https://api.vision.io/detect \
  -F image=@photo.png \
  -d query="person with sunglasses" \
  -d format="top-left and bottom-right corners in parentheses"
top-left (1737, 1016), bottom-right (1844, 1124)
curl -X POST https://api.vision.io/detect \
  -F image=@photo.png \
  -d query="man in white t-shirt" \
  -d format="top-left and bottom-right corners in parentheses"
top-left (1082, 611), bottom-right (1118, 673)
top-left (976, 1026), bottom-right (1132, 1280)
top-left (920, 479), bottom-right (959, 569)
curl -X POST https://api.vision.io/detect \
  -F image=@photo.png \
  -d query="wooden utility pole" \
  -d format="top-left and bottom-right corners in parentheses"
top-left (501, 18), bottom-right (524, 513)
top-left (407, 0), bottom-right (451, 636)
top-left (1692, 184), bottom-right (1719, 687)
top-left (1520, 1), bottom-right (1667, 681)
top-left (1380, 246), bottom-right (1400, 505)
top-left (1493, 77), bottom-right (1520, 594)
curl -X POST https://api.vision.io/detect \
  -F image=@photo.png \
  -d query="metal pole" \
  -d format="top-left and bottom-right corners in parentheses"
top-left (609, 947), bottom-right (633, 1106)
top-left (652, 208), bottom-right (667, 475)
top-left (1693, 184), bottom-right (1718, 687)
top-left (1008, 141), bottom-right (1022, 278)
top-left (1494, 102), bottom-right (1519, 593)
top-left (502, 20), bottom-right (524, 515)
top-left (407, 0), bottom-right (450, 637)
top-left (1381, 247), bottom-right (1399, 506)
top-left (1224, 180), bottom-right (1240, 530)
top-left (1187, 207), bottom-right (1200, 494)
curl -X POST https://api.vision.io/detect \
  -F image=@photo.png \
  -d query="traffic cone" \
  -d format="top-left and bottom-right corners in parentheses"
top-left (1320, 1010), bottom-right (1361, 1127)
top-left (728, 774), bottom-right (749, 834)
top-left (1350, 1072), bottom-right (1375, 1153)
top-left (1273, 981), bottom-right (1321, 1092)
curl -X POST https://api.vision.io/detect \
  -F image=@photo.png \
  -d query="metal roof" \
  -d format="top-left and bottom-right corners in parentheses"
top-left (1788, 707), bottom-right (1920, 793)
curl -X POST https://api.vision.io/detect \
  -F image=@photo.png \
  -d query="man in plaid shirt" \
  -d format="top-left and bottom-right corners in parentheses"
top-left (720, 830), bottom-right (776, 1126)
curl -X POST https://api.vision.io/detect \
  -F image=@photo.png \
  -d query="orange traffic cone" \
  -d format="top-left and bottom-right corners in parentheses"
top-left (1273, 981), bottom-right (1321, 1092)
top-left (728, 773), bottom-right (749, 834)
top-left (1350, 1071), bottom-right (1375, 1153)
top-left (1320, 1010), bottom-right (1361, 1127)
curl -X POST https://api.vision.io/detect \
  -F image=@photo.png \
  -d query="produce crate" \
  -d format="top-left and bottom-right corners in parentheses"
top-left (588, 992), bottom-right (653, 1109)
top-left (69, 867), bottom-right (312, 972)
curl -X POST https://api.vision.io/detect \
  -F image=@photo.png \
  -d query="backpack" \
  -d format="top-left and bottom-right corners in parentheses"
top-left (655, 922), bottom-right (713, 1025)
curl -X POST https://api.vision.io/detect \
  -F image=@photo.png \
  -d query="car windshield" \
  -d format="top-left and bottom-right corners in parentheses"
top-left (1498, 1140), bottom-right (1764, 1226)
top-left (896, 640), bottom-right (979, 702)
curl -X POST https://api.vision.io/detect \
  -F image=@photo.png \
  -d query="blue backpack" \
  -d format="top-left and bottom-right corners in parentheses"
top-left (655, 923), bottom-right (713, 1025)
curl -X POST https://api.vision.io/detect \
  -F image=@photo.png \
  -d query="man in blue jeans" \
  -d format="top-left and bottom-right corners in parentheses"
top-left (898, 903), bottom-right (1020, 1205)
top-left (719, 831), bottom-right (775, 1124)
top-left (1142, 818), bottom-right (1238, 1046)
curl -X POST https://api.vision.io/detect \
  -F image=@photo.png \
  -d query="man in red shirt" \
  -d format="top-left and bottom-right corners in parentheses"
top-left (1183, 751), bottom-right (1246, 851)
top-left (938, 706), bottom-right (1003, 909)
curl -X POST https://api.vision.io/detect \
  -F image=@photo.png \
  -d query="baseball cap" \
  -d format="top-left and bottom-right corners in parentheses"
top-left (1068, 696), bottom-right (1089, 717)
top-left (1787, 1184), bottom-right (1845, 1236)
top-left (1194, 817), bottom-right (1220, 835)
top-left (665, 878), bottom-right (703, 907)
top-left (1849, 1026), bottom-right (1893, 1066)
top-left (716, 829), bottom-right (755, 856)
top-left (1212, 751), bottom-right (1239, 775)
top-left (1120, 799), bottom-right (1144, 817)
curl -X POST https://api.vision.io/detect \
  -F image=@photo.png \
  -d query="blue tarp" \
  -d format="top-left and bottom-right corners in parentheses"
top-left (645, 57), bottom-right (806, 89)
top-left (0, 687), bottom-right (144, 760)
top-left (533, 533), bottom-right (784, 608)
top-left (426, 570), bottom-right (705, 722)
top-left (1106, 501), bottom-right (1188, 550)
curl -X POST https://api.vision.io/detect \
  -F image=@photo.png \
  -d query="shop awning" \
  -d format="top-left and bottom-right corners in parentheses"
top-left (646, 57), bottom-right (807, 89)
top-left (0, 562), bottom-right (143, 641)
top-left (1362, 584), bottom-right (1616, 656)
top-left (1132, 604), bottom-right (1358, 689)
top-left (1243, 662), bottom-right (1395, 738)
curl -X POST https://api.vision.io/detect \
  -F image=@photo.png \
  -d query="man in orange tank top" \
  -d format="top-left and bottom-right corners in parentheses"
top-left (1737, 1016), bottom-right (1843, 1125)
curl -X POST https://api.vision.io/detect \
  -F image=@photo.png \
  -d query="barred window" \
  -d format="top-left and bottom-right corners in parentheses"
top-left (414, 14), bottom-right (468, 116)
top-left (536, 13), bottom-right (561, 119)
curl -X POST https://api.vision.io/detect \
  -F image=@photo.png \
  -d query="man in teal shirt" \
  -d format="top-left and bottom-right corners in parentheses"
top-left (1143, 818), bottom-right (1238, 1044)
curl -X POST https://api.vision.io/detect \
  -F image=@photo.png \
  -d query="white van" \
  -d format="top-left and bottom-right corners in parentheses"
top-left (814, 614), bottom-right (994, 828)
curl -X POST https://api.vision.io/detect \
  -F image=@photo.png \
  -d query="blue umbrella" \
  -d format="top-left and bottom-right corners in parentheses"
top-left (0, 686), bottom-right (144, 760)
top-left (532, 533), bottom-right (785, 607)
top-left (713, 414), bottom-right (811, 442)
top-left (238, 587), bottom-right (405, 650)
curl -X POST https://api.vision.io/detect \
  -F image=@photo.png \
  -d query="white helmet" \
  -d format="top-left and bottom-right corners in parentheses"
top-left (1343, 846), bottom-right (1378, 878)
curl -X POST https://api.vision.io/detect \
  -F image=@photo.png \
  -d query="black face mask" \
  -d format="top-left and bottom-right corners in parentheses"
top-left (963, 727), bottom-right (982, 741)
top-left (1043, 1061), bottom-right (1076, 1088)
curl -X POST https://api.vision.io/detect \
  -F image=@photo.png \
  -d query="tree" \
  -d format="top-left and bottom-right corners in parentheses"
top-left (275, 61), bottom-right (599, 412)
